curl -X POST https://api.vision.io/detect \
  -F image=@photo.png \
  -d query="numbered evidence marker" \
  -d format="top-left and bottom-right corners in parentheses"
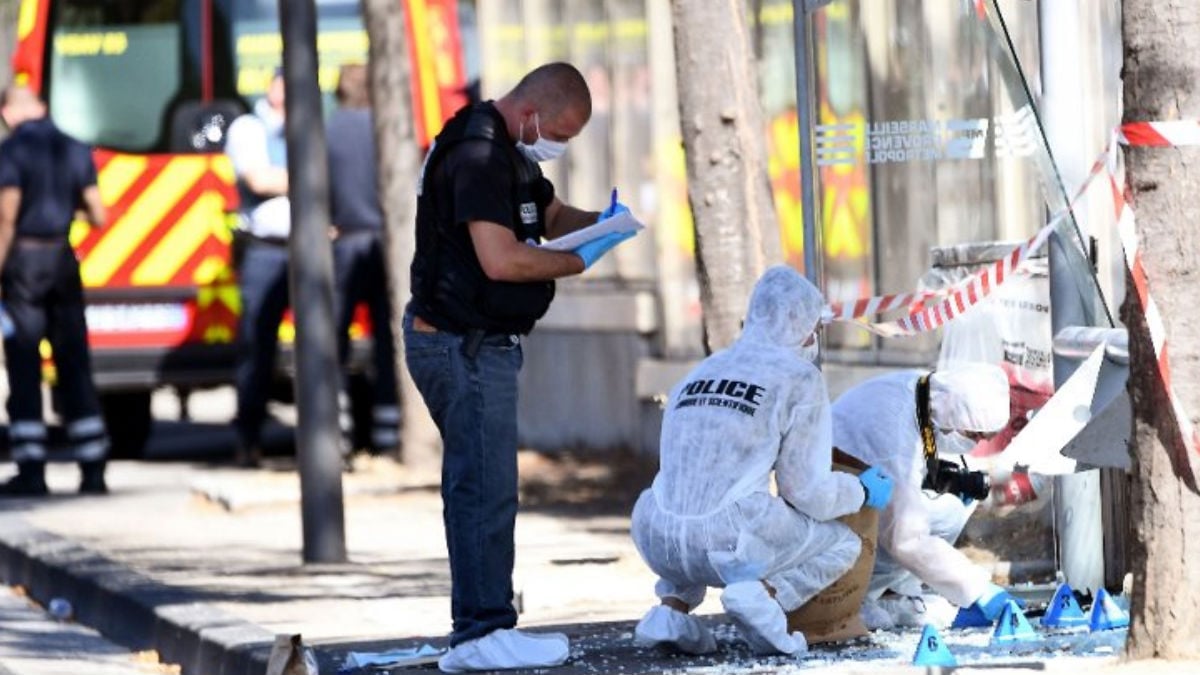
top-left (913, 624), bottom-right (958, 667)
top-left (991, 600), bottom-right (1038, 644)
top-left (1042, 583), bottom-right (1088, 628)
top-left (950, 603), bottom-right (993, 629)
top-left (1088, 587), bottom-right (1130, 632)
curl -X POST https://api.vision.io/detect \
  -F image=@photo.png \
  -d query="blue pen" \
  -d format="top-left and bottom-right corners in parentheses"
top-left (609, 187), bottom-right (618, 216)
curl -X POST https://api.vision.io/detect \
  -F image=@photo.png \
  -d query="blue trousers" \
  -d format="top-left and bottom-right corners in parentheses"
top-left (234, 242), bottom-right (290, 447)
top-left (402, 307), bottom-right (522, 646)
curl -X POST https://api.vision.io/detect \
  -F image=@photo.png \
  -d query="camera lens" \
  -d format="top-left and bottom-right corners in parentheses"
top-left (962, 470), bottom-right (991, 502)
top-left (923, 458), bottom-right (991, 501)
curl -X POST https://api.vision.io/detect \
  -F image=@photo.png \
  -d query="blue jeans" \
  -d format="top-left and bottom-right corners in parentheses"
top-left (402, 308), bottom-right (522, 646)
top-left (234, 242), bottom-right (290, 447)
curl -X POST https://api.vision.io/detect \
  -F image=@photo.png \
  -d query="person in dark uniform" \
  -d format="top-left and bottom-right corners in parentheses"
top-left (0, 84), bottom-right (110, 496)
top-left (325, 64), bottom-right (399, 455)
top-left (225, 69), bottom-right (289, 467)
top-left (404, 62), bottom-right (637, 672)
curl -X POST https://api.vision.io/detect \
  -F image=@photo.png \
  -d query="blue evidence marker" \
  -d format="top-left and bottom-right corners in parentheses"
top-left (913, 624), bottom-right (958, 667)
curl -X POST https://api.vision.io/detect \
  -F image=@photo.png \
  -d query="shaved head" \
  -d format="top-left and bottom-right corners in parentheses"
top-left (510, 62), bottom-right (592, 124)
top-left (1, 84), bottom-right (46, 129)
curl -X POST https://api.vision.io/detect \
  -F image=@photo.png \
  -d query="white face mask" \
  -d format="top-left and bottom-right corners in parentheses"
top-left (795, 329), bottom-right (819, 362)
top-left (516, 113), bottom-right (567, 163)
top-left (936, 429), bottom-right (979, 456)
top-left (797, 340), bottom-right (819, 362)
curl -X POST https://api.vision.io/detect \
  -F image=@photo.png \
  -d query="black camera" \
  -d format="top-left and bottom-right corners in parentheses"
top-left (923, 457), bottom-right (991, 501)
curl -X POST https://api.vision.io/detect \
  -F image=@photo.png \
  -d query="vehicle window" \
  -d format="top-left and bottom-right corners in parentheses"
top-left (48, 0), bottom-right (183, 151)
top-left (231, 0), bottom-right (366, 114)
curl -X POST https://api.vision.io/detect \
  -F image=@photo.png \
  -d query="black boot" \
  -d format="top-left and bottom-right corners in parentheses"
top-left (79, 461), bottom-right (108, 495)
top-left (0, 461), bottom-right (49, 497)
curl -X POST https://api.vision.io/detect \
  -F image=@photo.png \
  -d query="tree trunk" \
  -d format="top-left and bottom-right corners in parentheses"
top-left (362, 0), bottom-right (441, 476)
top-left (1121, 0), bottom-right (1200, 659)
top-left (670, 0), bottom-right (782, 353)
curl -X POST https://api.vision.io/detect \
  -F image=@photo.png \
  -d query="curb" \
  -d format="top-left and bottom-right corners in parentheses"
top-left (0, 517), bottom-right (276, 675)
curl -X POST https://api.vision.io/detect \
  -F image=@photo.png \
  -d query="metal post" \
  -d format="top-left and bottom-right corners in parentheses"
top-left (791, 0), bottom-right (821, 288)
top-left (1040, 0), bottom-right (1106, 595)
top-left (1048, 232), bottom-right (1103, 593)
top-left (279, 0), bottom-right (347, 564)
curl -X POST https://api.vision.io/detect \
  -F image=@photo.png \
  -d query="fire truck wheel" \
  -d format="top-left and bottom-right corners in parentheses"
top-left (101, 391), bottom-right (153, 460)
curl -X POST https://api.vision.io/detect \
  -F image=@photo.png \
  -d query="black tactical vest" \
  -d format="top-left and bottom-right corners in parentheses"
top-left (411, 103), bottom-right (555, 335)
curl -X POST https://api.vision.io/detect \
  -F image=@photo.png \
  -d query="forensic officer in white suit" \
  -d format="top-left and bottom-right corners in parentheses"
top-left (832, 364), bottom-right (1018, 628)
top-left (629, 266), bottom-right (895, 655)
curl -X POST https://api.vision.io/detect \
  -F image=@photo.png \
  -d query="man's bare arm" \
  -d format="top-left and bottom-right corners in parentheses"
top-left (469, 220), bottom-right (584, 282)
top-left (241, 166), bottom-right (289, 197)
top-left (81, 185), bottom-right (106, 228)
top-left (0, 187), bottom-right (20, 274)
top-left (544, 197), bottom-right (601, 240)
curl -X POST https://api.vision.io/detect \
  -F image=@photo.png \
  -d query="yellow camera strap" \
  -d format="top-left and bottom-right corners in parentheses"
top-left (915, 373), bottom-right (937, 461)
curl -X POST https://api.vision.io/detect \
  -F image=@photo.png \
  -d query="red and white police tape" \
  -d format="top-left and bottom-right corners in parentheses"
top-left (824, 119), bottom-right (1200, 470)
top-left (825, 140), bottom-right (1112, 337)
top-left (1110, 128), bottom-right (1200, 476)
top-left (1119, 120), bottom-right (1200, 148)
top-left (825, 223), bottom-right (1053, 338)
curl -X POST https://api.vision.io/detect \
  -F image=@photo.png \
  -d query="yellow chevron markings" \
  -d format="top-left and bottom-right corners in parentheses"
top-left (71, 155), bottom-right (146, 247)
top-left (193, 256), bottom-right (229, 285)
top-left (132, 191), bottom-right (224, 285)
top-left (82, 158), bottom-right (206, 286)
top-left (211, 155), bottom-right (236, 185)
top-left (69, 219), bottom-right (90, 247)
top-left (97, 154), bottom-right (147, 205)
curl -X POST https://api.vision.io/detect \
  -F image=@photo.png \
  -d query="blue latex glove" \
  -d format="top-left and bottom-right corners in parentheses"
top-left (974, 583), bottom-right (1019, 621)
top-left (859, 466), bottom-right (894, 510)
top-left (598, 200), bottom-right (630, 222)
top-left (573, 230), bottom-right (636, 270)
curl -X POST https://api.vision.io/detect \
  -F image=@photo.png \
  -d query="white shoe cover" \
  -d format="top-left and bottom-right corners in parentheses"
top-left (920, 595), bottom-right (958, 628)
top-left (437, 628), bottom-right (569, 673)
top-left (860, 599), bottom-right (895, 631)
top-left (875, 595), bottom-right (927, 628)
top-left (633, 605), bottom-right (718, 655)
top-left (720, 581), bottom-right (805, 655)
top-left (875, 594), bottom-right (957, 629)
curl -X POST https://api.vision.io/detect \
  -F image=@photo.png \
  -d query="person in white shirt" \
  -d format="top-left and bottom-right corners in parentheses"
top-left (224, 69), bottom-right (290, 467)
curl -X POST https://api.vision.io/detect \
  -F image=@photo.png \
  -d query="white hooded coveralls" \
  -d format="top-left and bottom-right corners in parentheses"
top-left (831, 366), bottom-right (1009, 608)
top-left (631, 267), bottom-right (865, 612)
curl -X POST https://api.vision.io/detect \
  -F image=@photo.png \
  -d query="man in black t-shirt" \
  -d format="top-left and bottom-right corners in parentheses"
top-left (404, 63), bottom-right (637, 672)
top-left (0, 85), bottom-right (110, 496)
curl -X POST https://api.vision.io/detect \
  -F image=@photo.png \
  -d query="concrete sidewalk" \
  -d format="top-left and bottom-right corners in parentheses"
top-left (0, 455), bottom-right (673, 674)
top-left (0, 456), bottom-right (1187, 675)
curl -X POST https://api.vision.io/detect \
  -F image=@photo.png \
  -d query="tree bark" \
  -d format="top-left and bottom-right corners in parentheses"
top-left (1121, 0), bottom-right (1200, 659)
top-left (670, 0), bottom-right (782, 353)
top-left (362, 0), bottom-right (441, 475)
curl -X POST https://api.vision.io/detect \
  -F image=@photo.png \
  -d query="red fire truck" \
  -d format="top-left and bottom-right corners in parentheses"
top-left (9, 0), bottom-right (468, 455)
